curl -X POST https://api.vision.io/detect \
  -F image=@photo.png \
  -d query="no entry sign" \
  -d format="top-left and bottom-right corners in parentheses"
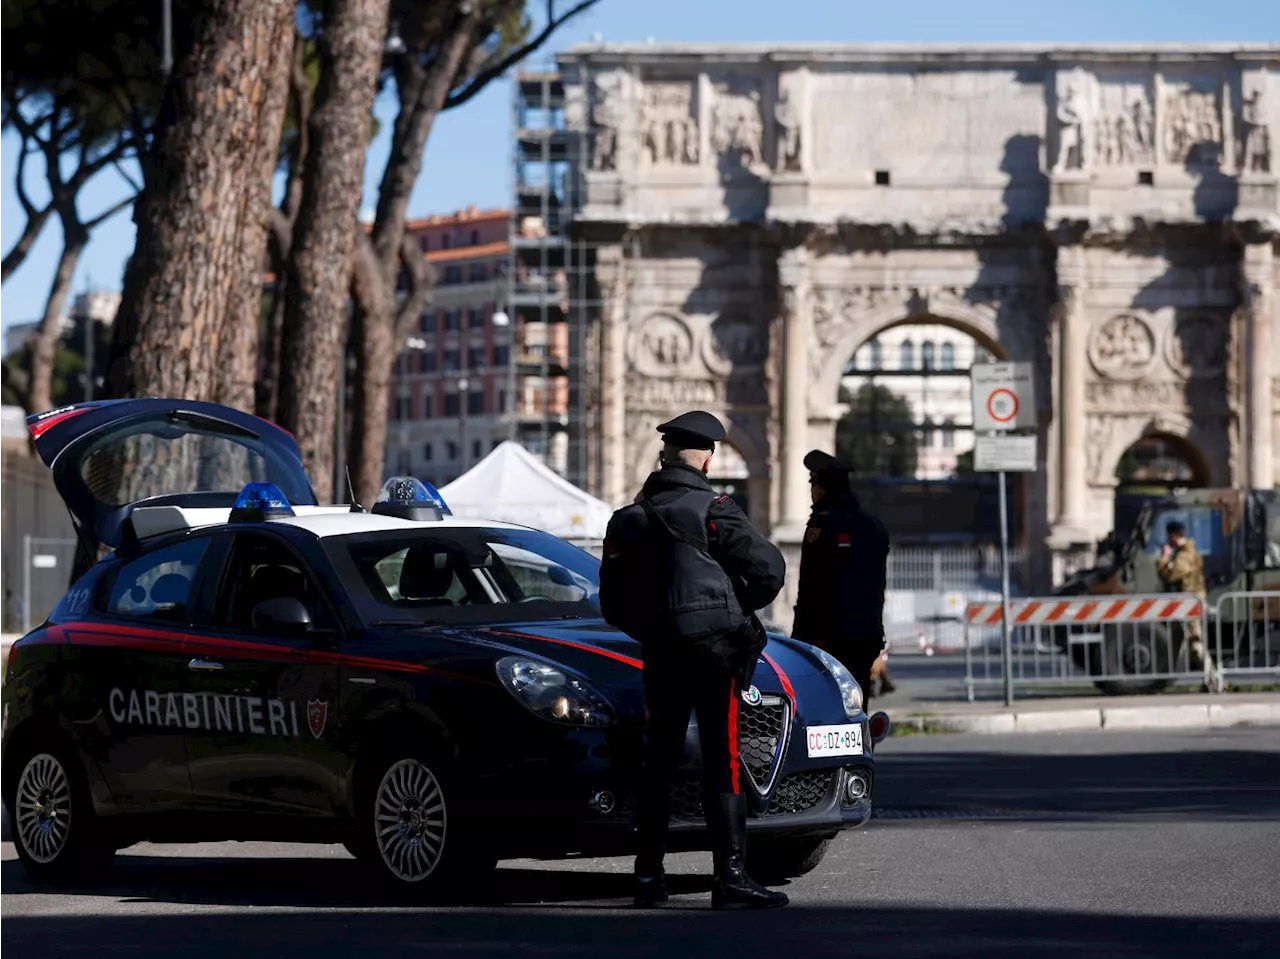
top-left (971, 362), bottom-right (1035, 432)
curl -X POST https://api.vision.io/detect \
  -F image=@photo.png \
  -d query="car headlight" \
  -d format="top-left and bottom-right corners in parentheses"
top-left (495, 656), bottom-right (616, 727)
top-left (811, 646), bottom-right (864, 719)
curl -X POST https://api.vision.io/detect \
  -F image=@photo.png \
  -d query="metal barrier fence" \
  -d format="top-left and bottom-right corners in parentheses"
top-left (884, 545), bottom-right (1032, 653)
top-left (1, 450), bottom-right (77, 632)
top-left (1213, 591), bottom-right (1280, 688)
top-left (963, 593), bottom-right (1211, 702)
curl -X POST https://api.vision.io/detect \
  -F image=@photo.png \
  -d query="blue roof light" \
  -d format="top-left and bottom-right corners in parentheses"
top-left (377, 476), bottom-right (451, 516)
top-left (230, 481), bottom-right (295, 522)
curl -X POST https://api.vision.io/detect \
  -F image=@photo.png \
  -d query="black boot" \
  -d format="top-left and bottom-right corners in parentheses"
top-left (709, 793), bottom-right (789, 909)
top-left (633, 784), bottom-right (671, 907)
top-left (633, 869), bottom-right (668, 907)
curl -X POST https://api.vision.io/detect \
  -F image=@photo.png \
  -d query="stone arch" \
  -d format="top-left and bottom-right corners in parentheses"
top-left (1109, 422), bottom-right (1214, 490)
top-left (810, 295), bottom-right (1006, 414)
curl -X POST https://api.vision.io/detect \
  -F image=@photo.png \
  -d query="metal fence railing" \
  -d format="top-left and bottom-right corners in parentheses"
top-left (1, 450), bottom-right (77, 632)
top-left (1213, 591), bottom-right (1280, 688)
top-left (964, 593), bottom-right (1212, 702)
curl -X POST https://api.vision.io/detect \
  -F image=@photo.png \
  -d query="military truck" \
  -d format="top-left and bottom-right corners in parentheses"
top-left (1051, 487), bottom-right (1280, 695)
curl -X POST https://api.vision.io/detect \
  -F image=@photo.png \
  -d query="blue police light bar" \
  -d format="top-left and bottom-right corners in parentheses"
top-left (372, 476), bottom-right (451, 521)
top-left (229, 482), bottom-right (296, 523)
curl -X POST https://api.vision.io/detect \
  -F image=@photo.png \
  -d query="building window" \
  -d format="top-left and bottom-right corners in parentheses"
top-left (441, 234), bottom-right (451, 249)
top-left (444, 266), bottom-right (462, 285)
top-left (899, 339), bottom-right (915, 370)
top-left (469, 263), bottom-right (487, 283)
top-left (446, 440), bottom-right (458, 461)
top-left (942, 420), bottom-right (956, 448)
top-left (443, 349), bottom-right (459, 371)
top-left (468, 346), bottom-right (486, 369)
top-left (422, 351), bottom-right (437, 373)
top-left (420, 311), bottom-right (436, 333)
top-left (493, 344), bottom-right (510, 367)
top-left (868, 339), bottom-right (883, 369)
top-left (472, 439), bottom-right (482, 460)
top-left (444, 394), bottom-right (460, 417)
top-left (467, 391), bottom-right (484, 415)
top-left (922, 427), bottom-right (935, 449)
top-left (940, 342), bottom-right (955, 371)
top-left (423, 442), bottom-right (433, 462)
top-left (469, 306), bottom-right (485, 329)
top-left (492, 439), bottom-right (502, 451)
top-left (498, 389), bottom-right (509, 413)
top-left (470, 229), bottom-right (480, 245)
top-left (921, 341), bottom-right (935, 370)
top-left (446, 309), bottom-right (461, 331)
top-left (423, 394), bottom-right (434, 419)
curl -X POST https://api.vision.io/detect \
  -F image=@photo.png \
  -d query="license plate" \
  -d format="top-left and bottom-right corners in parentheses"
top-left (805, 723), bottom-right (864, 758)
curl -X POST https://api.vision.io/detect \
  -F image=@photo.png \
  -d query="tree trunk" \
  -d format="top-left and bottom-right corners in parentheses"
top-left (277, 0), bottom-right (389, 503)
top-left (28, 226), bottom-right (88, 415)
top-left (349, 234), bottom-right (399, 505)
top-left (104, 0), bottom-right (296, 403)
top-left (219, 18), bottom-right (295, 412)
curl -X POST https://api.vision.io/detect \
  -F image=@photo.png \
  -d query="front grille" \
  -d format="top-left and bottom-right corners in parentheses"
top-left (669, 780), bottom-right (705, 820)
top-left (739, 700), bottom-right (785, 790)
top-left (767, 770), bottom-right (835, 815)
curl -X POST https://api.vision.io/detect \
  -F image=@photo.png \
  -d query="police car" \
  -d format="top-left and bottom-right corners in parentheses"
top-left (2, 399), bottom-right (890, 896)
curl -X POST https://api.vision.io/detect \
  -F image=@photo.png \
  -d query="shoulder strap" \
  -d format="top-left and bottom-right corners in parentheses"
top-left (640, 491), bottom-right (711, 552)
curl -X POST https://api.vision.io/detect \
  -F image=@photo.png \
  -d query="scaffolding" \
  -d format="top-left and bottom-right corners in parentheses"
top-left (508, 64), bottom-right (600, 490)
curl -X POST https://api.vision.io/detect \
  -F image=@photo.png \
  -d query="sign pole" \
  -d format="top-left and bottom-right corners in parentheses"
top-left (997, 467), bottom-right (1014, 706)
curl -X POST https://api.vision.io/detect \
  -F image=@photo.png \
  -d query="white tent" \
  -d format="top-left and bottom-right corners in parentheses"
top-left (438, 441), bottom-right (615, 541)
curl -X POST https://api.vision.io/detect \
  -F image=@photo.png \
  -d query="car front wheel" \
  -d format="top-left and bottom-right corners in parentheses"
top-left (7, 741), bottom-right (114, 882)
top-left (348, 749), bottom-right (497, 898)
top-left (746, 836), bottom-right (832, 883)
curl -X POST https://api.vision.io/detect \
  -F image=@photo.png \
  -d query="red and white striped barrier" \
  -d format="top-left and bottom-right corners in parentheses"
top-left (966, 595), bottom-right (1204, 627)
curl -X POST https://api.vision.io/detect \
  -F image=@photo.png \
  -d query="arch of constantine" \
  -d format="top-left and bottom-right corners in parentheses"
top-left (555, 44), bottom-right (1279, 621)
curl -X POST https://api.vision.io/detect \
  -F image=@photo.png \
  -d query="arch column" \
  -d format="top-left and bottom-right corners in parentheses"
top-left (777, 248), bottom-right (812, 536)
top-left (1049, 243), bottom-right (1092, 546)
top-left (1243, 242), bottom-right (1275, 489)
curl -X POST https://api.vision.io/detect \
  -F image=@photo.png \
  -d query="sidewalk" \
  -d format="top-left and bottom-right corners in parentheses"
top-left (882, 690), bottom-right (1280, 736)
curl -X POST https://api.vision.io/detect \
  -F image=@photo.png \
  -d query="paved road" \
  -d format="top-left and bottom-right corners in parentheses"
top-left (5, 728), bottom-right (1278, 958)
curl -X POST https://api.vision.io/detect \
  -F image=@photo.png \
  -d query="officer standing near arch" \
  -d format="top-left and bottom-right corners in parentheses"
top-left (598, 410), bottom-right (789, 910)
top-left (790, 450), bottom-right (891, 707)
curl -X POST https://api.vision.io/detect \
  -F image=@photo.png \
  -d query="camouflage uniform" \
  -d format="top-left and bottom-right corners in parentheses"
top-left (1156, 538), bottom-right (1213, 672)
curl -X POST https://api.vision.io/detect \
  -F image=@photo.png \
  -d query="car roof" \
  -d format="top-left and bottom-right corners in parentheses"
top-left (127, 504), bottom-right (538, 542)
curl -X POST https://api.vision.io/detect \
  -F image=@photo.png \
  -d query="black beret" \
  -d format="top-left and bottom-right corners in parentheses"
top-left (803, 449), bottom-right (851, 473)
top-left (657, 410), bottom-right (726, 450)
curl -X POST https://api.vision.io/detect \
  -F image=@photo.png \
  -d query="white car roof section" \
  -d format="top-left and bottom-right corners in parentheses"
top-left (128, 504), bottom-right (535, 540)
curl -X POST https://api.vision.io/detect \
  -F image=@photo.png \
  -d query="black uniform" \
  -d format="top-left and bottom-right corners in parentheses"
top-left (598, 410), bottom-right (788, 909)
top-left (791, 451), bottom-right (890, 705)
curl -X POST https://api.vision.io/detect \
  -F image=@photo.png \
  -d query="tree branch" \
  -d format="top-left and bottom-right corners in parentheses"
top-left (393, 233), bottom-right (435, 337)
top-left (84, 192), bottom-right (137, 230)
top-left (443, 0), bottom-right (601, 111)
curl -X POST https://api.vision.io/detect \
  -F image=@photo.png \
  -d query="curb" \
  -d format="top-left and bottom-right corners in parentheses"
top-left (886, 700), bottom-right (1280, 736)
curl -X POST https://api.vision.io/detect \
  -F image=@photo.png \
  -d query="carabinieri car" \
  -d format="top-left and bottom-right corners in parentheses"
top-left (3, 399), bottom-right (890, 896)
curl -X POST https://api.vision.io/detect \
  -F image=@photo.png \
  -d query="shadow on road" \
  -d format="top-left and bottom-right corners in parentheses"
top-left (2, 882), bottom-right (1277, 959)
top-left (873, 746), bottom-right (1280, 822)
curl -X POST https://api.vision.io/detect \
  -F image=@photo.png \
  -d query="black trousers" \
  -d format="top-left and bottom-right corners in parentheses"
top-left (634, 644), bottom-right (743, 876)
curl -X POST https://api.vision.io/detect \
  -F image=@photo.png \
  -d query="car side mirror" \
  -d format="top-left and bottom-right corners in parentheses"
top-left (548, 565), bottom-right (575, 587)
top-left (251, 596), bottom-right (312, 635)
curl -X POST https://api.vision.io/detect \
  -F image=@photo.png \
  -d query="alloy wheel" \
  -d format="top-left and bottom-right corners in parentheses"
top-left (16, 753), bottom-right (72, 865)
top-left (373, 758), bottom-right (448, 883)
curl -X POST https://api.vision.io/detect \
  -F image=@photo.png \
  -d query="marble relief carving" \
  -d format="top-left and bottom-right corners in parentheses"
top-left (775, 83), bottom-right (802, 172)
top-left (703, 314), bottom-right (769, 377)
top-left (1165, 313), bottom-right (1228, 379)
top-left (711, 75), bottom-right (764, 168)
top-left (1088, 313), bottom-right (1157, 379)
top-left (1093, 82), bottom-right (1154, 166)
top-left (1085, 414), bottom-right (1115, 484)
top-left (628, 312), bottom-right (694, 377)
top-left (641, 81), bottom-right (699, 166)
top-left (1239, 87), bottom-right (1272, 173)
top-left (1164, 85), bottom-right (1222, 165)
top-left (588, 71), bottom-right (628, 172)
top-left (1053, 74), bottom-right (1089, 172)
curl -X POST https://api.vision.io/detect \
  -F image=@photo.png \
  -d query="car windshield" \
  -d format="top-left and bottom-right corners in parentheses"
top-left (324, 526), bottom-right (602, 627)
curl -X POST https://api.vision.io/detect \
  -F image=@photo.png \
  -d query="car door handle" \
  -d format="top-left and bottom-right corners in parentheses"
top-left (348, 677), bottom-right (376, 685)
top-left (187, 658), bottom-right (225, 671)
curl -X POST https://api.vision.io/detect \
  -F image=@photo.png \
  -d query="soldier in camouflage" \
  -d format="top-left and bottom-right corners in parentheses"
top-left (1155, 520), bottom-right (1214, 678)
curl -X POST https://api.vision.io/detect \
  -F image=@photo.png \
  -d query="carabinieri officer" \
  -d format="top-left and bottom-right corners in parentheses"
top-left (604, 410), bottom-right (788, 909)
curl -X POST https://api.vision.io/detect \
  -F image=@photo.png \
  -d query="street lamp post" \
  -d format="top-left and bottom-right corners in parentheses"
top-left (457, 375), bottom-right (469, 474)
top-left (492, 311), bottom-right (513, 442)
top-left (161, 0), bottom-right (173, 75)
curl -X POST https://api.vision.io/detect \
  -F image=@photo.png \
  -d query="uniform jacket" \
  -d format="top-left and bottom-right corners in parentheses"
top-left (792, 492), bottom-right (890, 648)
top-left (1157, 538), bottom-right (1206, 598)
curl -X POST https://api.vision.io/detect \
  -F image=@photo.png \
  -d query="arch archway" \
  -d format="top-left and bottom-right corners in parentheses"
top-left (1114, 432), bottom-right (1211, 490)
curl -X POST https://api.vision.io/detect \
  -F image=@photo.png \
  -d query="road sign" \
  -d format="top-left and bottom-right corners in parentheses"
top-left (31, 554), bottom-right (58, 569)
top-left (971, 362), bottom-right (1036, 432)
top-left (973, 434), bottom-right (1037, 472)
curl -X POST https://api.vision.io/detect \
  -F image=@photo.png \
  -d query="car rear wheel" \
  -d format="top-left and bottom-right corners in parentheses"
top-left (7, 742), bottom-right (114, 882)
top-left (746, 836), bottom-right (832, 883)
top-left (348, 749), bottom-right (497, 899)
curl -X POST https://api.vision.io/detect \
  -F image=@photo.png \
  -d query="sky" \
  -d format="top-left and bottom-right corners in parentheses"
top-left (2, 0), bottom-right (1277, 334)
